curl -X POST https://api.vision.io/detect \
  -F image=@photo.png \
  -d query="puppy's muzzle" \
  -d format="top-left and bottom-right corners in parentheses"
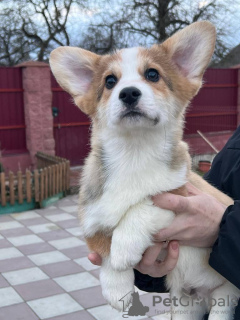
top-left (119, 86), bottom-right (142, 108)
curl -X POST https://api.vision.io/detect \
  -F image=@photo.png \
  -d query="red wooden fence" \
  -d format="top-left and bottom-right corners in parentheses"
top-left (184, 68), bottom-right (238, 134)
top-left (0, 67), bottom-right (26, 154)
top-left (51, 74), bottom-right (90, 166)
top-left (0, 67), bottom-right (238, 165)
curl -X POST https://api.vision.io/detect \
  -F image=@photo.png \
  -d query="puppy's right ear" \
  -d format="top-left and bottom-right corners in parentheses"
top-left (49, 47), bottom-right (99, 113)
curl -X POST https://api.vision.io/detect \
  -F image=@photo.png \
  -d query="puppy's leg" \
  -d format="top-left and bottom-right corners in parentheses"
top-left (170, 289), bottom-right (207, 320)
top-left (111, 199), bottom-right (174, 271)
top-left (208, 281), bottom-right (239, 320)
top-left (100, 255), bottom-right (134, 311)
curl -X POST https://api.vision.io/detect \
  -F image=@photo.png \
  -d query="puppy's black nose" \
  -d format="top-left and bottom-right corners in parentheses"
top-left (119, 87), bottom-right (142, 107)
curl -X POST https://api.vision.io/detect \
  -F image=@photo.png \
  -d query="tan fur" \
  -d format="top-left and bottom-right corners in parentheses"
top-left (86, 232), bottom-right (111, 257)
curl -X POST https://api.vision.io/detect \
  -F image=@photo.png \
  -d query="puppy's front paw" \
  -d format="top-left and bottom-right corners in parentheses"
top-left (102, 285), bottom-right (133, 311)
top-left (100, 264), bottom-right (134, 312)
top-left (111, 249), bottom-right (142, 271)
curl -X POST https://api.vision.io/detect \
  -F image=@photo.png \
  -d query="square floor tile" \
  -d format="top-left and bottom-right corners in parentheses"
top-left (0, 216), bottom-right (13, 222)
top-left (0, 287), bottom-right (23, 307)
top-left (28, 293), bottom-right (83, 319)
top-left (3, 267), bottom-right (49, 285)
top-left (18, 242), bottom-right (55, 255)
top-left (61, 206), bottom-right (78, 213)
top-left (0, 257), bottom-right (35, 273)
top-left (46, 213), bottom-right (76, 222)
top-left (41, 260), bottom-right (84, 278)
top-left (54, 272), bottom-right (100, 292)
top-left (28, 223), bottom-right (60, 234)
top-left (47, 310), bottom-right (96, 320)
top-left (88, 304), bottom-right (147, 320)
top-left (14, 279), bottom-right (64, 300)
top-left (39, 229), bottom-right (72, 241)
top-left (0, 247), bottom-right (23, 261)
top-left (49, 237), bottom-right (85, 250)
top-left (0, 274), bottom-right (9, 288)
top-left (7, 234), bottom-right (43, 246)
top-left (0, 239), bottom-right (12, 248)
top-left (56, 219), bottom-right (80, 229)
top-left (74, 257), bottom-right (100, 271)
top-left (0, 221), bottom-right (23, 231)
top-left (11, 211), bottom-right (40, 220)
top-left (66, 227), bottom-right (83, 237)
top-left (20, 217), bottom-right (50, 227)
top-left (61, 244), bottom-right (89, 259)
top-left (90, 269), bottom-right (101, 280)
top-left (0, 302), bottom-right (39, 320)
top-left (70, 286), bottom-right (106, 308)
top-left (1, 227), bottom-right (32, 238)
top-left (29, 251), bottom-right (70, 266)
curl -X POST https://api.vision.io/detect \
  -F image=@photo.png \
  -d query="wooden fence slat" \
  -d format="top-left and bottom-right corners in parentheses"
top-left (40, 170), bottom-right (44, 202)
top-left (34, 169), bottom-right (39, 202)
top-left (66, 161), bottom-right (70, 190)
top-left (56, 164), bottom-right (59, 194)
top-left (48, 166), bottom-right (52, 197)
top-left (62, 162), bottom-right (66, 191)
top-left (52, 166), bottom-right (55, 195)
top-left (59, 163), bottom-right (62, 192)
top-left (26, 170), bottom-right (31, 203)
top-left (0, 172), bottom-right (6, 206)
top-left (44, 168), bottom-right (48, 199)
top-left (17, 171), bottom-right (23, 204)
top-left (9, 171), bottom-right (15, 205)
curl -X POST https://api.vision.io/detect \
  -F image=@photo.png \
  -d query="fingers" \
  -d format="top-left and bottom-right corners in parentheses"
top-left (135, 241), bottom-right (179, 277)
top-left (152, 193), bottom-right (190, 214)
top-left (88, 253), bottom-right (102, 266)
top-left (141, 242), bottom-right (163, 266)
top-left (160, 241), bottom-right (179, 273)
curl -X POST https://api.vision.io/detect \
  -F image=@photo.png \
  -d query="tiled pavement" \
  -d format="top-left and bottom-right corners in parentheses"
top-left (0, 195), bottom-right (168, 320)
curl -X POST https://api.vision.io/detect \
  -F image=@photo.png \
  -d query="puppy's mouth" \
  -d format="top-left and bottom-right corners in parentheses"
top-left (121, 109), bottom-right (144, 120)
top-left (120, 109), bottom-right (159, 125)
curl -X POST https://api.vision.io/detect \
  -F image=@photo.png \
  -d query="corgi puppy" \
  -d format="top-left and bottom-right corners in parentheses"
top-left (50, 21), bottom-right (240, 319)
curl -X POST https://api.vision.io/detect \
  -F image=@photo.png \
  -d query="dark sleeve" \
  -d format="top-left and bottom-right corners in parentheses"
top-left (134, 269), bottom-right (167, 293)
top-left (209, 201), bottom-right (240, 289)
top-left (204, 127), bottom-right (240, 200)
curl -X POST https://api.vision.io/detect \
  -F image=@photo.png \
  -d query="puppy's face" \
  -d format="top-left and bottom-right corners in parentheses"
top-left (50, 21), bottom-right (216, 132)
top-left (96, 47), bottom-right (175, 129)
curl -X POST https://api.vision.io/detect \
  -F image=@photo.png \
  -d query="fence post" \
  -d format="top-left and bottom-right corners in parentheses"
top-left (16, 61), bottom-right (55, 167)
top-left (0, 173), bottom-right (6, 206)
top-left (9, 171), bottom-right (15, 205)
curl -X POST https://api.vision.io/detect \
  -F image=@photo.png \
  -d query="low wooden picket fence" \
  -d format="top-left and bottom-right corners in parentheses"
top-left (0, 152), bottom-right (70, 211)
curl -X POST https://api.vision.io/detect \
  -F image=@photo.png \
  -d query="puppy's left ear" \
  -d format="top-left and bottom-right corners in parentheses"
top-left (162, 21), bottom-right (216, 86)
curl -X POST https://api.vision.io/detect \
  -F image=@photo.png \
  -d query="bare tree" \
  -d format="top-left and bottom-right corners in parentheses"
top-left (0, 0), bottom-right (239, 65)
top-left (0, 0), bottom-right (83, 65)
top-left (81, 0), bottom-right (239, 62)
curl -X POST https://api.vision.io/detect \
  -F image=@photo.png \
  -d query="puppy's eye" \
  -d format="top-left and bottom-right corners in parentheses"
top-left (105, 75), bottom-right (117, 89)
top-left (145, 68), bottom-right (160, 82)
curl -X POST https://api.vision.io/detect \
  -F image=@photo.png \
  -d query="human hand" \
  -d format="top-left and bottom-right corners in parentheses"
top-left (134, 240), bottom-right (179, 277)
top-left (152, 182), bottom-right (227, 247)
top-left (88, 241), bottom-right (179, 278)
